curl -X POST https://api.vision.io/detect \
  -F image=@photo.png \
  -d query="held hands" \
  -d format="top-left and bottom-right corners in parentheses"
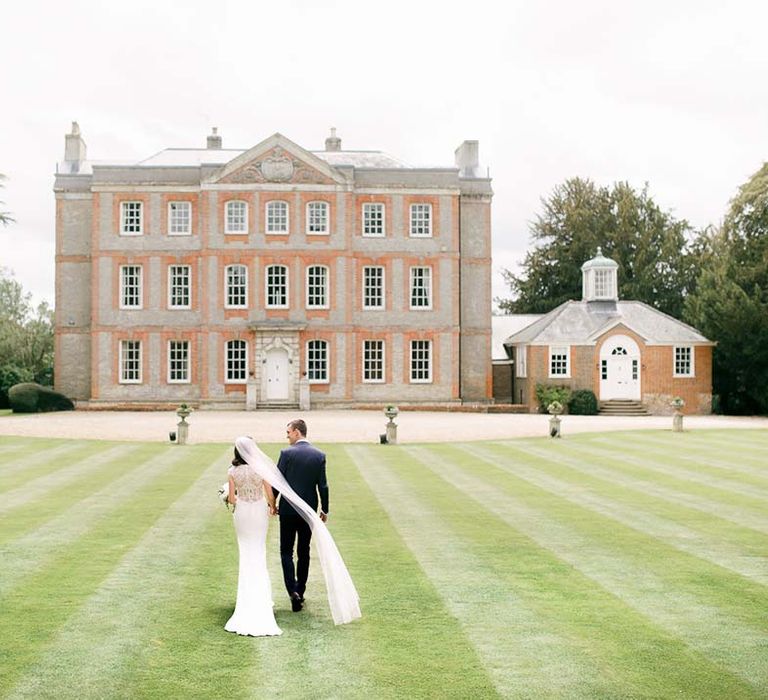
top-left (268, 503), bottom-right (278, 516)
top-left (319, 511), bottom-right (328, 523)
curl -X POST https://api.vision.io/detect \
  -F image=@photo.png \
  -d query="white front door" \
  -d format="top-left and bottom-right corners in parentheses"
top-left (599, 335), bottom-right (641, 400)
top-left (265, 348), bottom-right (289, 400)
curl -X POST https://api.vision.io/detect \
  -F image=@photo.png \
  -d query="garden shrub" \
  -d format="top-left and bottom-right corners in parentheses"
top-left (534, 384), bottom-right (572, 413)
top-left (568, 389), bottom-right (599, 415)
top-left (8, 383), bottom-right (74, 413)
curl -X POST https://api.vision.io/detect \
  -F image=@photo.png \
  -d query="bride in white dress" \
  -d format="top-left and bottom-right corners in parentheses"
top-left (224, 443), bottom-right (282, 637)
top-left (228, 436), bottom-right (361, 629)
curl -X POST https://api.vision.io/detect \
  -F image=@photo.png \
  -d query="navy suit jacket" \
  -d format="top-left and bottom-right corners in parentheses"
top-left (275, 440), bottom-right (329, 518)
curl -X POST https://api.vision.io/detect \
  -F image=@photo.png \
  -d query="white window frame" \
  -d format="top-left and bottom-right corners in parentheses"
top-left (410, 339), bottom-right (433, 383)
top-left (225, 264), bottom-right (248, 309)
top-left (594, 269), bottom-right (614, 299)
top-left (225, 339), bottom-right (248, 384)
top-left (306, 339), bottom-right (329, 384)
top-left (266, 200), bottom-right (289, 234)
top-left (225, 200), bottom-right (248, 235)
top-left (362, 203), bottom-right (385, 237)
top-left (167, 340), bottom-right (190, 384)
top-left (515, 345), bottom-right (527, 378)
top-left (362, 266), bottom-right (385, 310)
top-left (363, 339), bottom-right (385, 383)
top-left (120, 201), bottom-right (143, 236)
top-left (167, 201), bottom-right (191, 236)
top-left (167, 265), bottom-right (191, 310)
top-left (409, 266), bottom-right (432, 310)
top-left (674, 345), bottom-right (695, 377)
top-left (119, 265), bottom-right (143, 309)
top-left (119, 340), bottom-right (142, 384)
top-left (409, 203), bottom-right (432, 237)
top-left (548, 345), bottom-right (571, 378)
top-left (306, 265), bottom-right (329, 309)
top-left (266, 264), bottom-right (289, 308)
top-left (306, 201), bottom-right (329, 235)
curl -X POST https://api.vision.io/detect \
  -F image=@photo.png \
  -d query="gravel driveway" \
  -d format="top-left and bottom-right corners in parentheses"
top-left (1, 409), bottom-right (766, 444)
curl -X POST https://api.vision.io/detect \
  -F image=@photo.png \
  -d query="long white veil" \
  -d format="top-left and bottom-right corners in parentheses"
top-left (235, 436), bottom-right (361, 625)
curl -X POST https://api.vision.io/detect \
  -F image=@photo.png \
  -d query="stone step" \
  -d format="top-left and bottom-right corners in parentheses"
top-left (256, 403), bottom-right (300, 411)
top-left (598, 399), bottom-right (649, 416)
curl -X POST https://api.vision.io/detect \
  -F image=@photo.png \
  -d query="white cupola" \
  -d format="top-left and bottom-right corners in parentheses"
top-left (581, 247), bottom-right (619, 302)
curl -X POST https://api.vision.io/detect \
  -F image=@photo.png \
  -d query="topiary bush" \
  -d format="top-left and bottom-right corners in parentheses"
top-left (568, 389), bottom-right (599, 415)
top-left (534, 384), bottom-right (572, 414)
top-left (8, 383), bottom-right (74, 413)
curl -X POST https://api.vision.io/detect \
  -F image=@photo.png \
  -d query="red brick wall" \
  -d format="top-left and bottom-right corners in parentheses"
top-left (641, 344), bottom-right (713, 414)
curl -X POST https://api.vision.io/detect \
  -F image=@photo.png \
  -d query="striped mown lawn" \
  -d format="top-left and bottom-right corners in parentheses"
top-left (0, 430), bottom-right (766, 699)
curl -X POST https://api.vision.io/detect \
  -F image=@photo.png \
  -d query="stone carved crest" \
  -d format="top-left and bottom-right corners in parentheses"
top-left (260, 148), bottom-right (294, 182)
top-left (217, 146), bottom-right (338, 185)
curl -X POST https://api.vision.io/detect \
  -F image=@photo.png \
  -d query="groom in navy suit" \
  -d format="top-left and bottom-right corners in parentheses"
top-left (276, 418), bottom-right (329, 612)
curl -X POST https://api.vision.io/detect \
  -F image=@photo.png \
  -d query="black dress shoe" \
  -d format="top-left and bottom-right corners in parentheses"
top-left (290, 592), bottom-right (303, 612)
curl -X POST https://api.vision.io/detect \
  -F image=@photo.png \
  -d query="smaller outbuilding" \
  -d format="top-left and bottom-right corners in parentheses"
top-left (502, 249), bottom-right (714, 415)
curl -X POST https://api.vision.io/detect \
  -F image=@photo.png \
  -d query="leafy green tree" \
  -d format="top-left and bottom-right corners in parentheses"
top-left (0, 174), bottom-right (14, 226)
top-left (684, 166), bottom-right (768, 414)
top-left (0, 365), bottom-right (34, 408)
top-left (498, 178), bottom-right (693, 316)
top-left (0, 268), bottom-right (54, 401)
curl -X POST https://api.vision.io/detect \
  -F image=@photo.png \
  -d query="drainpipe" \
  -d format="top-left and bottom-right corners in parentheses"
top-left (457, 195), bottom-right (462, 402)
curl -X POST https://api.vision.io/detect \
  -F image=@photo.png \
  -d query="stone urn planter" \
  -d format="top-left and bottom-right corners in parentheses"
top-left (383, 405), bottom-right (399, 445)
top-left (547, 401), bottom-right (563, 438)
top-left (176, 403), bottom-right (192, 422)
top-left (176, 403), bottom-right (192, 445)
top-left (671, 397), bottom-right (685, 433)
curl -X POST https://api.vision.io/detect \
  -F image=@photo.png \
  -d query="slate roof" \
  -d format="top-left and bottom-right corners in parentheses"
top-left (79, 147), bottom-right (416, 170)
top-left (492, 315), bottom-right (543, 360)
top-left (504, 300), bottom-right (712, 346)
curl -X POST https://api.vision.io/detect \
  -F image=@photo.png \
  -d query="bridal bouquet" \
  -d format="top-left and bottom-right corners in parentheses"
top-left (218, 483), bottom-right (234, 512)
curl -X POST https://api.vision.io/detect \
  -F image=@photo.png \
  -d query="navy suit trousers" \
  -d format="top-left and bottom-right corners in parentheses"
top-left (279, 513), bottom-right (312, 597)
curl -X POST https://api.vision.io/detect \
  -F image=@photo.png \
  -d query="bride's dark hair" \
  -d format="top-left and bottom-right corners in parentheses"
top-left (232, 446), bottom-right (247, 466)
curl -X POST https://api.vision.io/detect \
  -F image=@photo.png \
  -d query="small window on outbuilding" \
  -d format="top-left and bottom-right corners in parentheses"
top-left (674, 346), bottom-right (694, 377)
top-left (549, 345), bottom-right (570, 377)
top-left (515, 345), bottom-right (527, 378)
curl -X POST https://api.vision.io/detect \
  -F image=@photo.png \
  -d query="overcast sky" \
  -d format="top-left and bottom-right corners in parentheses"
top-left (2, 0), bottom-right (767, 309)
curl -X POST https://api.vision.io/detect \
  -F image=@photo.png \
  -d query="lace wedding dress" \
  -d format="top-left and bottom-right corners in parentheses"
top-left (235, 437), bottom-right (361, 625)
top-left (224, 463), bottom-right (282, 637)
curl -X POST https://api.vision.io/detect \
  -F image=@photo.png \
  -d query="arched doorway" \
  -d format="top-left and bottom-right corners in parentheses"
top-left (599, 335), bottom-right (640, 400)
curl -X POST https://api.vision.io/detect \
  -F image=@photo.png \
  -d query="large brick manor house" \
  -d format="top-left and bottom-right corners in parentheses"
top-left (54, 124), bottom-right (493, 408)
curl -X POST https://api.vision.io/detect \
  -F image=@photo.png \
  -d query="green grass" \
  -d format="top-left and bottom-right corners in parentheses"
top-left (0, 430), bottom-right (766, 699)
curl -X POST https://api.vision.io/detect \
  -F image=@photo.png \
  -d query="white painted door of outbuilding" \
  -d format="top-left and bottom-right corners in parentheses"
top-left (265, 348), bottom-right (289, 400)
top-left (599, 335), bottom-right (641, 400)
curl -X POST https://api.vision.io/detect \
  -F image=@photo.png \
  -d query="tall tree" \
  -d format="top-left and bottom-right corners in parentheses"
top-left (0, 268), bottom-right (54, 406)
top-left (498, 178), bottom-right (693, 316)
top-left (684, 165), bottom-right (768, 414)
top-left (0, 174), bottom-right (14, 226)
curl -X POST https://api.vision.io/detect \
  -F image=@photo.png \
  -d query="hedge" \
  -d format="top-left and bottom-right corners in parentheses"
top-left (8, 383), bottom-right (75, 413)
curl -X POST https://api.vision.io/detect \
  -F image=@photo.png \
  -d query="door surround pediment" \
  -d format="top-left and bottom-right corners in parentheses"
top-left (249, 324), bottom-right (305, 406)
top-left (599, 334), bottom-right (640, 359)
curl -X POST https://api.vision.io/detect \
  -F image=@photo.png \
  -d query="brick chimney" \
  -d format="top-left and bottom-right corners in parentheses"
top-left (207, 127), bottom-right (222, 149)
top-left (64, 121), bottom-right (87, 172)
top-left (454, 140), bottom-right (480, 178)
top-left (325, 127), bottom-right (342, 151)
